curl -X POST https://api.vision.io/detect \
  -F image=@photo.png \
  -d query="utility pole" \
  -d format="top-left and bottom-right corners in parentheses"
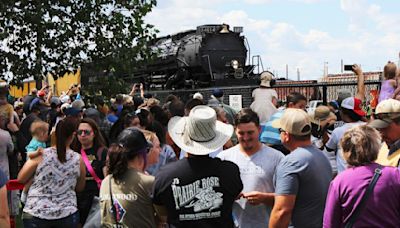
top-left (323, 61), bottom-right (329, 77)
top-left (286, 64), bottom-right (288, 80)
top-left (341, 59), bottom-right (343, 73)
top-left (297, 68), bottom-right (300, 81)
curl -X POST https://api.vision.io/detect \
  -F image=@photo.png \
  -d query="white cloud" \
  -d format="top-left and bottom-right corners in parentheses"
top-left (146, 0), bottom-right (400, 80)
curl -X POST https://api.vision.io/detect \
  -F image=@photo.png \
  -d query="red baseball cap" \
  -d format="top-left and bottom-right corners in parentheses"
top-left (38, 90), bottom-right (46, 97)
top-left (341, 97), bottom-right (366, 117)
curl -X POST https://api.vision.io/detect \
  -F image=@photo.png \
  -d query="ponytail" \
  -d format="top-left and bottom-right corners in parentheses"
top-left (107, 144), bottom-right (129, 181)
top-left (55, 117), bottom-right (79, 163)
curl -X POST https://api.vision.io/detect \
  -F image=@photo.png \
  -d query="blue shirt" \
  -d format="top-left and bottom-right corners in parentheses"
top-left (26, 138), bottom-right (47, 154)
top-left (260, 110), bottom-right (284, 145)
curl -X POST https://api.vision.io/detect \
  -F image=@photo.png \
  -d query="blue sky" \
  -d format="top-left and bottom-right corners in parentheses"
top-left (146, 0), bottom-right (400, 80)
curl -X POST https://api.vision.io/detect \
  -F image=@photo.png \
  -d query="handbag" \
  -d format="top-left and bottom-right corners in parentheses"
top-left (83, 196), bottom-right (101, 228)
top-left (344, 167), bottom-right (382, 228)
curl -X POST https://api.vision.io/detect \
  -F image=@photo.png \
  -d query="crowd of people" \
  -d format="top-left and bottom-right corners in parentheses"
top-left (0, 63), bottom-right (400, 228)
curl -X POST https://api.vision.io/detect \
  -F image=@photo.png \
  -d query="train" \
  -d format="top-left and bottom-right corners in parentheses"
top-left (117, 24), bottom-right (260, 90)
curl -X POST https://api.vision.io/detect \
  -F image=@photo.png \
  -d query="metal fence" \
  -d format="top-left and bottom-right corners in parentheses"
top-left (148, 80), bottom-right (381, 108)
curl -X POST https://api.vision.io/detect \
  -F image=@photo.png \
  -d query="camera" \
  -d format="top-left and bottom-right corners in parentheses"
top-left (344, 65), bottom-right (353, 71)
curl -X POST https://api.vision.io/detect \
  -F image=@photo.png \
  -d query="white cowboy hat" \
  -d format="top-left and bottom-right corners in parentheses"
top-left (168, 105), bottom-right (233, 155)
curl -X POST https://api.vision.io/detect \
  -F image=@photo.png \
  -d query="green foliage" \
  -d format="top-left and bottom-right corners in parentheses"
top-left (0, 0), bottom-right (158, 86)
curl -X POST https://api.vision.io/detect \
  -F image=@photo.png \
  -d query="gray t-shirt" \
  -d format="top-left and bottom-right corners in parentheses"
top-left (218, 144), bottom-right (284, 227)
top-left (325, 121), bottom-right (365, 173)
top-left (274, 145), bottom-right (332, 228)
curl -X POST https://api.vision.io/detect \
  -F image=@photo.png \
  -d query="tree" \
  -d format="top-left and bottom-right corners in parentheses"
top-left (0, 0), bottom-right (158, 88)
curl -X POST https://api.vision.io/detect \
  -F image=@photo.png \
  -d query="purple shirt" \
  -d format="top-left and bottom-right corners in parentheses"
top-left (323, 163), bottom-right (400, 227)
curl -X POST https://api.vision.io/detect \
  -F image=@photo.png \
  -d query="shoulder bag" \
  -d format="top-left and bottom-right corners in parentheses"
top-left (344, 167), bottom-right (382, 228)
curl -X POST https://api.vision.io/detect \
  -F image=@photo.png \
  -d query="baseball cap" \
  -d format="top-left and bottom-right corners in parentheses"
top-left (212, 88), bottom-right (223, 98)
top-left (272, 108), bottom-right (311, 136)
top-left (309, 105), bottom-right (337, 126)
top-left (369, 99), bottom-right (400, 129)
top-left (38, 90), bottom-right (46, 97)
top-left (72, 99), bottom-right (85, 111)
top-left (341, 97), bottom-right (366, 117)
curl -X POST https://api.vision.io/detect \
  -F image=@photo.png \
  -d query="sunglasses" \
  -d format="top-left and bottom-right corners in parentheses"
top-left (278, 128), bottom-right (286, 133)
top-left (77, 129), bottom-right (92, 136)
top-left (373, 113), bottom-right (400, 120)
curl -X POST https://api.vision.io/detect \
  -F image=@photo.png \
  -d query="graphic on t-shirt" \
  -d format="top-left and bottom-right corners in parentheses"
top-left (172, 176), bottom-right (224, 221)
top-left (110, 198), bottom-right (126, 224)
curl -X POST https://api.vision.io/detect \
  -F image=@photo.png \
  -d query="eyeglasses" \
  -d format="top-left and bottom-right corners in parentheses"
top-left (77, 129), bottom-right (92, 136)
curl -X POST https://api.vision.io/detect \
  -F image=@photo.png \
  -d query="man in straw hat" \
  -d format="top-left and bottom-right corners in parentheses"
top-left (369, 99), bottom-right (400, 167)
top-left (217, 108), bottom-right (283, 227)
top-left (152, 105), bottom-right (243, 227)
top-left (270, 108), bottom-right (332, 228)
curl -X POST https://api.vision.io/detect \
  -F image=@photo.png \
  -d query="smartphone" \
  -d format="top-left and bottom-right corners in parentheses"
top-left (344, 65), bottom-right (353, 71)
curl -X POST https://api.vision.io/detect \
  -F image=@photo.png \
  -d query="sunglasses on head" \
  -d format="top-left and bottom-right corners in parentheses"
top-left (77, 129), bottom-right (92, 136)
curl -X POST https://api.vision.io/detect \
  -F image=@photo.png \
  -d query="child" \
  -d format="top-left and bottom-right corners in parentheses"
top-left (21, 120), bottom-right (49, 204)
top-left (379, 61), bottom-right (397, 103)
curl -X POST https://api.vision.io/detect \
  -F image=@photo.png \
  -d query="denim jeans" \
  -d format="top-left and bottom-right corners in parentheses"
top-left (22, 211), bottom-right (80, 228)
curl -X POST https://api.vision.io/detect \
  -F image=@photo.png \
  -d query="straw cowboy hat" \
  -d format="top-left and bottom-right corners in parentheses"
top-left (168, 105), bottom-right (233, 155)
top-left (309, 105), bottom-right (337, 127)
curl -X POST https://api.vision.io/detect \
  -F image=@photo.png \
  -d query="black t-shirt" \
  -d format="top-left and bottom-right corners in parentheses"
top-left (82, 147), bottom-right (107, 192)
top-left (153, 156), bottom-right (243, 228)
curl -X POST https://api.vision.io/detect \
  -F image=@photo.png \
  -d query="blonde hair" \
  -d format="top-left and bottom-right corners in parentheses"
top-left (141, 129), bottom-right (158, 143)
top-left (340, 125), bottom-right (381, 167)
top-left (30, 121), bottom-right (49, 137)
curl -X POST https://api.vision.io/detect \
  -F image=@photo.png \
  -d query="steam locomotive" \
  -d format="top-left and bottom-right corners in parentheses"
top-left (133, 24), bottom-right (257, 90)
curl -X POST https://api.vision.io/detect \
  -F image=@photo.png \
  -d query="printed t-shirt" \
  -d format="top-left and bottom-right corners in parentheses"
top-left (100, 170), bottom-right (156, 228)
top-left (153, 156), bottom-right (243, 228)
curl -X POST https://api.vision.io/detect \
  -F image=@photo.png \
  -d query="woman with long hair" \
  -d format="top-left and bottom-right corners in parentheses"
top-left (71, 118), bottom-right (108, 226)
top-left (18, 117), bottom-right (86, 228)
top-left (100, 127), bottom-right (158, 227)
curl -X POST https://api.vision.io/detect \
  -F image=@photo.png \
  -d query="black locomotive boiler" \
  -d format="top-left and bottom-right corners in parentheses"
top-left (134, 24), bottom-right (257, 90)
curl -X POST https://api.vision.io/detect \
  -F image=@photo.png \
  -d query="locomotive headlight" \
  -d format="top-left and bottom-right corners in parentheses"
top-left (231, 60), bottom-right (239, 69)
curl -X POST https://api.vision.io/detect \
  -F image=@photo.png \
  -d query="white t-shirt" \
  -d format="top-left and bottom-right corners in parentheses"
top-left (217, 144), bottom-right (284, 227)
top-left (250, 88), bottom-right (278, 124)
top-left (325, 121), bottom-right (365, 173)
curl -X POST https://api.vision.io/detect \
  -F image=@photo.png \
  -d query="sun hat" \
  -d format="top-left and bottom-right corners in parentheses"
top-left (369, 99), bottom-right (400, 129)
top-left (168, 105), bottom-right (233, 155)
top-left (309, 105), bottom-right (337, 126)
top-left (260, 71), bottom-right (273, 87)
top-left (341, 97), bottom-right (366, 117)
top-left (272, 108), bottom-right (311, 136)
